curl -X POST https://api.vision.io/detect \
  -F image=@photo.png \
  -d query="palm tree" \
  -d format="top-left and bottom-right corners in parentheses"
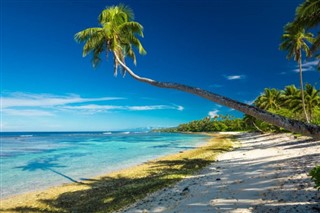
top-left (295, 0), bottom-right (320, 52)
top-left (304, 84), bottom-right (320, 121)
top-left (281, 85), bottom-right (300, 109)
top-left (280, 22), bottom-right (314, 123)
top-left (75, 4), bottom-right (320, 139)
top-left (74, 4), bottom-right (146, 77)
top-left (254, 88), bottom-right (281, 110)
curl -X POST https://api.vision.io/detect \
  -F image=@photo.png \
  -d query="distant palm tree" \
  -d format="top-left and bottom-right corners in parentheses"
top-left (304, 84), bottom-right (320, 121)
top-left (280, 22), bottom-right (314, 123)
top-left (295, 0), bottom-right (320, 52)
top-left (75, 4), bottom-right (320, 139)
top-left (281, 85), bottom-right (300, 110)
top-left (255, 88), bottom-right (281, 110)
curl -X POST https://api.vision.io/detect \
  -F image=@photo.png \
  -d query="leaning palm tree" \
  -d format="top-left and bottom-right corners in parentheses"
top-left (295, 0), bottom-right (320, 52)
top-left (280, 22), bottom-right (314, 123)
top-left (75, 4), bottom-right (320, 139)
top-left (74, 4), bottom-right (146, 77)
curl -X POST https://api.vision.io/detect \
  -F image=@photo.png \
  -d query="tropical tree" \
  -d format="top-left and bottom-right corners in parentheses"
top-left (254, 88), bottom-right (282, 110)
top-left (295, 0), bottom-right (320, 52)
top-left (280, 22), bottom-right (314, 123)
top-left (281, 85), bottom-right (300, 109)
top-left (304, 84), bottom-right (320, 121)
top-left (74, 4), bottom-right (146, 77)
top-left (75, 4), bottom-right (320, 139)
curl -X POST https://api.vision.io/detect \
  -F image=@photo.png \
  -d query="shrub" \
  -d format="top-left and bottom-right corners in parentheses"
top-left (309, 165), bottom-right (320, 190)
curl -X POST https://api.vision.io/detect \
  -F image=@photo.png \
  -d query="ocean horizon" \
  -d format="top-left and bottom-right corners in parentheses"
top-left (1, 131), bottom-right (210, 198)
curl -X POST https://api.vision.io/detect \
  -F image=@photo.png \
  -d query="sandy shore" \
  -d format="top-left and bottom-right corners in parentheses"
top-left (121, 133), bottom-right (320, 212)
top-left (0, 133), bottom-right (233, 212)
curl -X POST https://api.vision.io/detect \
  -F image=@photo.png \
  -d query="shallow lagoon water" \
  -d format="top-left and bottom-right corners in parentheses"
top-left (1, 132), bottom-right (209, 198)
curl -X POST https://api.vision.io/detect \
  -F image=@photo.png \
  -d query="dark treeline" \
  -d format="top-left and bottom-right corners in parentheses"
top-left (157, 84), bottom-right (320, 133)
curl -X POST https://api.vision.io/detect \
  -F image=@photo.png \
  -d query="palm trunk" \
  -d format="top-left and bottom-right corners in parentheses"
top-left (114, 54), bottom-right (320, 140)
top-left (298, 56), bottom-right (310, 123)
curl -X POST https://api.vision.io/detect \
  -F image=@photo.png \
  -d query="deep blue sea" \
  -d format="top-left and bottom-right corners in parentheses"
top-left (1, 131), bottom-right (209, 198)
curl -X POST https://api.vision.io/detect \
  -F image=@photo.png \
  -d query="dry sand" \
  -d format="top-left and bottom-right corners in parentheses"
top-left (121, 133), bottom-right (320, 213)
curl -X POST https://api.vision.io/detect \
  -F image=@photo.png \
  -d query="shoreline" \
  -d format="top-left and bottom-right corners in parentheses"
top-left (1, 132), bottom-right (211, 199)
top-left (0, 133), bottom-right (234, 212)
top-left (122, 132), bottom-right (320, 213)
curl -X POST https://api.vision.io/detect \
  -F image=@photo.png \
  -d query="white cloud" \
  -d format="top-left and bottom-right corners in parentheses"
top-left (62, 104), bottom-right (122, 111)
top-left (292, 67), bottom-right (314, 73)
top-left (62, 104), bottom-right (184, 112)
top-left (208, 110), bottom-right (219, 118)
top-left (177, 105), bottom-right (184, 111)
top-left (1, 92), bottom-right (123, 108)
top-left (3, 109), bottom-right (55, 117)
top-left (225, 75), bottom-right (246, 80)
top-left (292, 59), bottom-right (319, 73)
top-left (302, 59), bottom-right (319, 67)
top-left (244, 99), bottom-right (255, 105)
top-left (127, 105), bottom-right (167, 111)
top-left (1, 92), bottom-right (184, 117)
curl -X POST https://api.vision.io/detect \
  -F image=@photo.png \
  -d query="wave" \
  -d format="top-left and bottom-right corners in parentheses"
top-left (121, 131), bottom-right (130, 134)
top-left (102, 132), bottom-right (112, 135)
top-left (19, 135), bottom-right (33, 137)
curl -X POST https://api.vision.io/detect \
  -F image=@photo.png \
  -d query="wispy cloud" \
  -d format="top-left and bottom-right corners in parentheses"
top-left (302, 60), bottom-right (319, 67)
top-left (292, 59), bottom-right (319, 73)
top-left (127, 105), bottom-right (182, 111)
top-left (292, 67), bottom-right (314, 73)
top-left (2, 92), bottom-right (184, 117)
top-left (225, 75), bottom-right (246, 80)
top-left (61, 104), bottom-right (183, 112)
top-left (2, 92), bottom-right (123, 108)
top-left (244, 100), bottom-right (255, 105)
top-left (208, 110), bottom-right (219, 118)
top-left (177, 105), bottom-right (184, 111)
top-left (3, 109), bottom-right (55, 117)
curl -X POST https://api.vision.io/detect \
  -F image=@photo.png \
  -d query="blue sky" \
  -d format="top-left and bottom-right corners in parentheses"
top-left (2, 0), bottom-right (320, 131)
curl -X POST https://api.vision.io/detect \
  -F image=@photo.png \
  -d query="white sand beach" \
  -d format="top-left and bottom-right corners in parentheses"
top-left (121, 133), bottom-right (320, 213)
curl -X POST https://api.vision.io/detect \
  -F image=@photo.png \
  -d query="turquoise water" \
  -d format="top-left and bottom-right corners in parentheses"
top-left (1, 132), bottom-right (209, 198)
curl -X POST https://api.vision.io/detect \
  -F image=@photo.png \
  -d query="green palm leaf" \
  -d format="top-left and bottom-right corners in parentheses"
top-left (75, 4), bottom-right (146, 76)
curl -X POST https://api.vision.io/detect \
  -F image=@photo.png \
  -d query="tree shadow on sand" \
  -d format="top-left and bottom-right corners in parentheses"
top-left (14, 157), bottom-right (82, 184)
top-left (3, 157), bottom-right (216, 212)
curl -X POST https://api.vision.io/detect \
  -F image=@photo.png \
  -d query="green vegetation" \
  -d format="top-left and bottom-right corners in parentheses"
top-left (280, 23), bottom-right (315, 123)
top-left (294, 0), bottom-right (320, 54)
top-left (252, 84), bottom-right (320, 129)
top-left (158, 84), bottom-right (320, 133)
top-left (1, 135), bottom-right (233, 212)
top-left (75, 4), bottom-right (320, 139)
top-left (282, 0), bottom-right (320, 193)
top-left (309, 165), bottom-right (320, 190)
top-left (74, 4), bottom-right (146, 76)
top-left (158, 115), bottom-right (247, 133)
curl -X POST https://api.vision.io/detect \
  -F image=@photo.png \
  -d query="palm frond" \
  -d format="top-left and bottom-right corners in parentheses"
top-left (74, 28), bottom-right (102, 42)
top-left (120, 21), bottom-right (144, 37)
top-left (82, 32), bottom-right (104, 57)
top-left (295, 0), bottom-right (320, 28)
top-left (75, 4), bottom-right (146, 76)
top-left (311, 33), bottom-right (320, 52)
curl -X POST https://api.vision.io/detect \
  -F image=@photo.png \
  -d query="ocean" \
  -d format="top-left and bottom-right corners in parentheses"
top-left (1, 131), bottom-right (209, 198)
